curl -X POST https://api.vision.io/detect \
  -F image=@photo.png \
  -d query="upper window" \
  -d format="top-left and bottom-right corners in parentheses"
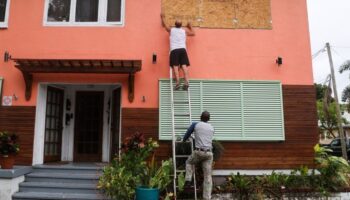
top-left (44, 0), bottom-right (124, 26)
top-left (0, 0), bottom-right (10, 28)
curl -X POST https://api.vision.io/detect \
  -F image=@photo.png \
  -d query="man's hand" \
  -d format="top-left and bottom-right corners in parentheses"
top-left (160, 12), bottom-right (170, 33)
top-left (185, 22), bottom-right (195, 36)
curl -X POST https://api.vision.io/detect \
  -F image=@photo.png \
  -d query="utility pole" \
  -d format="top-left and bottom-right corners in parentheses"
top-left (326, 42), bottom-right (348, 160)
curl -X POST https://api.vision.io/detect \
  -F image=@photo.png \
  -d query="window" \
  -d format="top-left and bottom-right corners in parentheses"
top-left (44, 0), bottom-right (124, 26)
top-left (159, 80), bottom-right (285, 141)
top-left (0, 0), bottom-right (10, 28)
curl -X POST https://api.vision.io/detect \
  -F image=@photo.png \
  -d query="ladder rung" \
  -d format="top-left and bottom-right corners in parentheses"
top-left (177, 170), bottom-right (186, 173)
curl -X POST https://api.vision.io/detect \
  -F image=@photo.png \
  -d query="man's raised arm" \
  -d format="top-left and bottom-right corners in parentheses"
top-left (186, 22), bottom-right (195, 36)
top-left (161, 13), bottom-right (171, 33)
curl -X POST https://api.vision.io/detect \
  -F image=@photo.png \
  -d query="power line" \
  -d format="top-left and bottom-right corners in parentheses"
top-left (312, 46), bottom-right (326, 59)
top-left (331, 46), bottom-right (350, 49)
top-left (331, 47), bottom-right (349, 62)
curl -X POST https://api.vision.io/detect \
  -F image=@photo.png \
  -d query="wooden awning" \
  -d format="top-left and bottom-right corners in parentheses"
top-left (13, 58), bottom-right (142, 102)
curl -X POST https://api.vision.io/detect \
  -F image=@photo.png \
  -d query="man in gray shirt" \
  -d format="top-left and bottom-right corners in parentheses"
top-left (182, 111), bottom-right (214, 200)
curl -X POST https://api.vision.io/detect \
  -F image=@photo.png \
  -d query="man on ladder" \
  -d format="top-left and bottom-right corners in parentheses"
top-left (182, 111), bottom-right (214, 200)
top-left (161, 13), bottom-right (195, 90)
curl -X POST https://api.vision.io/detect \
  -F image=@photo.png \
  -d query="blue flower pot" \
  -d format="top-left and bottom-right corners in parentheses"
top-left (136, 186), bottom-right (159, 200)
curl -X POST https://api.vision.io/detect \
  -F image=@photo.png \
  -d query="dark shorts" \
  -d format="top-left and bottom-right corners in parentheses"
top-left (170, 48), bottom-right (190, 67)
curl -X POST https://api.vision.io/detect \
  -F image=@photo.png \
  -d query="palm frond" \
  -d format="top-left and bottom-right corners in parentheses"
top-left (342, 86), bottom-right (350, 103)
top-left (339, 60), bottom-right (350, 73)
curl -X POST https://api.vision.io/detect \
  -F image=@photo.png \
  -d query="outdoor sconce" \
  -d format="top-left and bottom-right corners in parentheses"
top-left (142, 96), bottom-right (146, 102)
top-left (152, 53), bottom-right (157, 64)
top-left (276, 57), bottom-right (283, 66)
top-left (66, 99), bottom-right (71, 111)
top-left (12, 93), bottom-right (18, 101)
top-left (4, 51), bottom-right (12, 62)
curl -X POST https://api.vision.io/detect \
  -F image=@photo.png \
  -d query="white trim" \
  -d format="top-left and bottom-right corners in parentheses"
top-left (43, 0), bottom-right (125, 27)
top-left (0, 77), bottom-right (3, 98)
top-left (0, 0), bottom-right (11, 28)
top-left (213, 169), bottom-right (304, 176)
top-left (33, 83), bottom-right (121, 165)
top-left (32, 84), bottom-right (48, 165)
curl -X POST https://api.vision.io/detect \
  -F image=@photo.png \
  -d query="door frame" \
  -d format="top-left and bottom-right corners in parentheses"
top-left (33, 83), bottom-right (122, 165)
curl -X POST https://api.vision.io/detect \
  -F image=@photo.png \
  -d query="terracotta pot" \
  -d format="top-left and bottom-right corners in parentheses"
top-left (0, 154), bottom-right (15, 169)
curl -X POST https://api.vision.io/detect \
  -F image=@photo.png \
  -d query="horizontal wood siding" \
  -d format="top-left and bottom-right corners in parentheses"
top-left (0, 106), bottom-right (36, 165)
top-left (121, 85), bottom-right (318, 169)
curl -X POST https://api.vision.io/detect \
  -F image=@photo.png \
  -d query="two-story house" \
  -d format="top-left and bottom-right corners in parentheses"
top-left (0, 0), bottom-right (317, 171)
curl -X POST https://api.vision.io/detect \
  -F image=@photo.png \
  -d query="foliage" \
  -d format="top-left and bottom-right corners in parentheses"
top-left (317, 100), bottom-right (348, 138)
top-left (0, 131), bottom-right (20, 156)
top-left (314, 144), bottom-right (350, 191)
top-left (339, 60), bottom-right (350, 112)
top-left (315, 83), bottom-right (332, 101)
top-left (216, 145), bottom-right (350, 198)
top-left (98, 132), bottom-right (179, 200)
top-left (212, 140), bottom-right (225, 162)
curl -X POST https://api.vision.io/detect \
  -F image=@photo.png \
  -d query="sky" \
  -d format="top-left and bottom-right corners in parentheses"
top-left (307, 0), bottom-right (350, 102)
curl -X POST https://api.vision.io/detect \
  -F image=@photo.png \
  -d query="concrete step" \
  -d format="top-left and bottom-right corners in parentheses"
top-left (19, 182), bottom-right (98, 194)
top-left (25, 172), bottom-right (100, 184)
top-left (12, 192), bottom-right (108, 200)
top-left (33, 164), bottom-right (103, 174)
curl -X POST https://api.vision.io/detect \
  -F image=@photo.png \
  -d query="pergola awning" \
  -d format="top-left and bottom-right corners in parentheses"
top-left (13, 58), bottom-right (142, 102)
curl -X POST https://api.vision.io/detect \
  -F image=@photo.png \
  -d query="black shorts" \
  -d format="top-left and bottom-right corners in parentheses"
top-left (170, 48), bottom-right (190, 67)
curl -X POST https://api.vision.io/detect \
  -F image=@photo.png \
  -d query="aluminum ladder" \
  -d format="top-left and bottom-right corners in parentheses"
top-left (169, 68), bottom-right (197, 200)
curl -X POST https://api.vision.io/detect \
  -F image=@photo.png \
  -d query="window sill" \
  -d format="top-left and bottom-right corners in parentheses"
top-left (43, 22), bottom-right (124, 27)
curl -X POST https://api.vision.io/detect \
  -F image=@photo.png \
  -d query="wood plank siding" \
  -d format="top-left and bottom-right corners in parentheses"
top-left (0, 106), bottom-right (36, 165)
top-left (0, 85), bottom-right (317, 168)
top-left (122, 85), bottom-right (318, 169)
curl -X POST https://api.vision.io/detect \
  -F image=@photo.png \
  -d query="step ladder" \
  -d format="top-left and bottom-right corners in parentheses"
top-left (169, 68), bottom-right (197, 200)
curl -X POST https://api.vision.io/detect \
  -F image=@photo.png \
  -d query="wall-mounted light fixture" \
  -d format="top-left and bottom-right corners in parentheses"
top-left (276, 57), bottom-right (283, 66)
top-left (152, 53), bottom-right (157, 64)
top-left (4, 51), bottom-right (12, 62)
top-left (142, 96), bottom-right (146, 102)
top-left (13, 94), bottom-right (18, 101)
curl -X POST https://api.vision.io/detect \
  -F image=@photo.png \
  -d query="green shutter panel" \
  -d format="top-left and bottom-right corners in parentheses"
top-left (159, 80), bottom-right (285, 141)
top-left (242, 82), bottom-right (285, 140)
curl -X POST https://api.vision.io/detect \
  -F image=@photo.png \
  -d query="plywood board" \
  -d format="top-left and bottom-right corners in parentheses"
top-left (161, 0), bottom-right (272, 29)
top-left (235, 0), bottom-right (272, 29)
top-left (161, 0), bottom-right (201, 27)
top-left (200, 0), bottom-right (236, 29)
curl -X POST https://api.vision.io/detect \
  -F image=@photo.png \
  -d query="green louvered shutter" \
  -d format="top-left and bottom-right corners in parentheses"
top-left (241, 82), bottom-right (285, 140)
top-left (159, 80), bottom-right (285, 141)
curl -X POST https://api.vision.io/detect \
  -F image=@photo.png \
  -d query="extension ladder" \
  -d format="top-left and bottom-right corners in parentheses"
top-left (169, 68), bottom-right (197, 200)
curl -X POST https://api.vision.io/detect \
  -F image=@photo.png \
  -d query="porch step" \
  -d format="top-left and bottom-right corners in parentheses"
top-left (25, 172), bottom-right (100, 183)
top-left (33, 164), bottom-right (104, 174)
top-left (13, 164), bottom-right (108, 200)
top-left (12, 192), bottom-right (107, 200)
top-left (19, 182), bottom-right (98, 194)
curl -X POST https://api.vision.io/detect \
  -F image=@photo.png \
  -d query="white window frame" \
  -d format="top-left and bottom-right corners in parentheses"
top-left (0, 0), bottom-right (11, 28)
top-left (43, 0), bottom-right (125, 27)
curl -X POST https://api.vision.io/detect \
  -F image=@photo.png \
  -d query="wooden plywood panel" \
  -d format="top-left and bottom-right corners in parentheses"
top-left (235, 0), bottom-right (272, 29)
top-left (161, 0), bottom-right (201, 27)
top-left (200, 0), bottom-right (236, 29)
top-left (161, 0), bottom-right (272, 29)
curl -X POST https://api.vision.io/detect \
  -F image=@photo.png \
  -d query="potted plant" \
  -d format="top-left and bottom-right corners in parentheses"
top-left (0, 131), bottom-right (20, 169)
top-left (98, 132), bottom-right (184, 200)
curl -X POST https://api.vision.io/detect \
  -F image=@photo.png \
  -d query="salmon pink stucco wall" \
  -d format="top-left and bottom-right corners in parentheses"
top-left (0, 0), bottom-right (313, 108)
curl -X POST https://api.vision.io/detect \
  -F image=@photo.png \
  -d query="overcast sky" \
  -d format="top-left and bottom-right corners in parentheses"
top-left (307, 0), bottom-right (350, 102)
